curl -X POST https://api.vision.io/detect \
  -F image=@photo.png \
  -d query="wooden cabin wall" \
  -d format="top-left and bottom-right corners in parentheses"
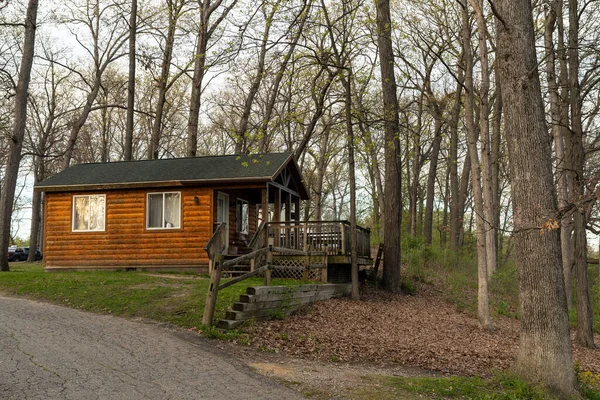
top-left (43, 187), bottom-right (212, 271)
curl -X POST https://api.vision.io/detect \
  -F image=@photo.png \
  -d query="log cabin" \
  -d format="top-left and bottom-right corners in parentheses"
top-left (35, 152), bottom-right (372, 279)
top-left (35, 153), bottom-right (307, 272)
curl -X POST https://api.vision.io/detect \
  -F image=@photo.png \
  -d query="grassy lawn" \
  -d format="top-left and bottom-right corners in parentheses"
top-left (0, 262), bottom-right (295, 330)
top-left (349, 373), bottom-right (600, 400)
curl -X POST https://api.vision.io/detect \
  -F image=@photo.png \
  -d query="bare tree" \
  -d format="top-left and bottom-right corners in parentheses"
top-left (124, 0), bottom-right (137, 161)
top-left (494, 0), bottom-right (576, 394)
top-left (462, 0), bottom-right (491, 330)
top-left (60, 0), bottom-right (130, 168)
top-left (0, 0), bottom-right (38, 272)
top-left (186, 0), bottom-right (239, 156)
top-left (375, 0), bottom-right (402, 292)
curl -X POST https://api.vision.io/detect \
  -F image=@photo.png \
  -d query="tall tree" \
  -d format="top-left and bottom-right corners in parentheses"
top-left (61, 0), bottom-right (130, 168)
top-left (495, 0), bottom-right (576, 394)
top-left (375, 0), bottom-right (402, 292)
top-left (149, 0), bottom-right (190, 159)
top-left (0, 0), bottom-right (38, 272)
top-left (462, 0), bottom-right (492, 330)
top-left (567, 0), bottom-right (595, 349)
top-left (124, 0), bottom-right (137, 161)
top-left (186, 0), bottom-right (238, 157)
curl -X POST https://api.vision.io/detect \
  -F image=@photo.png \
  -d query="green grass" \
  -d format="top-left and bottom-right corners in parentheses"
top-left (0, 262), bottom-right (297, 329)
top-left (369, 374), bottom-right (558, 400)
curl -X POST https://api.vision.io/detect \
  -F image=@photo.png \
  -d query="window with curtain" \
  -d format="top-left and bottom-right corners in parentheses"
top-left (147, 192), bottom-right (181, 229)
top-left (72, 195), bottom-right (106, 231)
top-left (237, 199), bottom-right (249, 234)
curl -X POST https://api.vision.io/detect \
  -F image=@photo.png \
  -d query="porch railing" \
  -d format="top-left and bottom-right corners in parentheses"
top-left (205, 222), bottom-right (228, 260)
top-left (264, 221), bottom-right (370, 258)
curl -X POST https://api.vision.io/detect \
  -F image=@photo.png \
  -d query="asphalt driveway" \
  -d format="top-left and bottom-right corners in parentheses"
top-left (0, 296), bottom-right (304, 399)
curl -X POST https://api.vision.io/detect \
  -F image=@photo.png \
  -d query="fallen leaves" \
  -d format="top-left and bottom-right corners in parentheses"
top-left (245, 283), bottom-right (600, 377)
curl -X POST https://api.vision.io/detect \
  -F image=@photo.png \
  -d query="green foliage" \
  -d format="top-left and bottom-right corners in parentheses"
top-left (381, 373), bottom-right (558, 399)
top-left (202, 325), bottom-right (251, 345)
top-left (400, 276), bottom-right (416, 295)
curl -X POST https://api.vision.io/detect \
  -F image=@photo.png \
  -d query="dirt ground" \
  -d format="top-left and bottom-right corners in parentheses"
top-left (222, 282), bottom-right (600, 398)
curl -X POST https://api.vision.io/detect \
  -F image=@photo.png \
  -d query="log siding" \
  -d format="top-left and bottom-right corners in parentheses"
top-left (43, 187), bottom-right (212, 271)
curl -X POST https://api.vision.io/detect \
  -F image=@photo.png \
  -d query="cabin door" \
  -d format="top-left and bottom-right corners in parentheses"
top-left (216, 192), bottom-right (229, 253)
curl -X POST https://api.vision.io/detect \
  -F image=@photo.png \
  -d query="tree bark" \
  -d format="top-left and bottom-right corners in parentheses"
top-left (556, 0), bottom-right (573, 308)
top-left (0, 0), bottom-right (38, 272)
top-left (124, 0), bottom-right (137, 161)
top-left (567, 0), bottom-right (595, 349)
top-left (375, 0), bottom-right (402, 292)
top-left (469, 0), bottom-right (497, 278)
top-left (545, 0), bottom-right (573, 309)
top-left (423, 91), bottom-right (443, 245)
top-left (462, 0), bottom-right (492, 330)
top-left (495, 0), bottom-right (577, 394)
top-left (449, 63), bottom-right (465, 250)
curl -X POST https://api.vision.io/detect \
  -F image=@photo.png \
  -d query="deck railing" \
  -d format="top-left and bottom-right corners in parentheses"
top-left (265, 221), bottom-right (371, 258)
top-left (205, 222), bottom-right (228, 259)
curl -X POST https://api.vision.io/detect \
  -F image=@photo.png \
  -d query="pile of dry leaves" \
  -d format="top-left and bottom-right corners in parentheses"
top-left (245, 283), bottom-right (600, 377)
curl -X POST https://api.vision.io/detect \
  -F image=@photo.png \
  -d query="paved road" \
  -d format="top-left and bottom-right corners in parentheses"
top-left (0, 296), bottom-right (304, 399)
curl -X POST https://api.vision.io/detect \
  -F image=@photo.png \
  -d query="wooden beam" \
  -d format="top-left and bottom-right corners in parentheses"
top-left (202, 254), bottom-right (224, 326)
top-left (261, 188), bottom-right (268, 223)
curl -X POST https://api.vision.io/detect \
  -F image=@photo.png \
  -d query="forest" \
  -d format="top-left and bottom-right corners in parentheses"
top-left (1, 0), bottom-right (599, 396)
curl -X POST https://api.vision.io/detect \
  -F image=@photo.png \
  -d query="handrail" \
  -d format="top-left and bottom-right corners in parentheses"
top-left (264, 220), bottom-right (371, 258)
top-left (222, 247), bottom-right (269, 268)
top-left (248, 220), bottom-right (267, 250)
top-left (204, 222), bottom-right (227, 259)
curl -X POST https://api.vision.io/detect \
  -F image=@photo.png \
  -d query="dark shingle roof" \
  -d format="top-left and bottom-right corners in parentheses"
top-left (36, 153), bottom-right (305, 196)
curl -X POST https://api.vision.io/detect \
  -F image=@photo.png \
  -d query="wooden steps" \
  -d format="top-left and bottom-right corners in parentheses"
top-left (217, 284), bottom-right (351, 330)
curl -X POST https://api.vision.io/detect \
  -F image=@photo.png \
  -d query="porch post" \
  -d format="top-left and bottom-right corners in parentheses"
top-left (274, 186), bottom-right (281, 247)
top-left (294, 196), bottom-right (300, 222)
top-left (284, 192), bottom-right (291, 248)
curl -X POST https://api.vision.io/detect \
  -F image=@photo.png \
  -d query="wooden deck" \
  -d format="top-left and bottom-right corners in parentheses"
top-left (251, 221), bottom-right (371, 262)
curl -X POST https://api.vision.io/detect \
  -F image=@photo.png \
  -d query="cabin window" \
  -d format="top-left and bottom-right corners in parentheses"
top-left (147, 192), bottom-right (181, 229)
top-left (72, 195), bottom-right (106, 231)
top-left (237, 199), bottom-right (249, 234)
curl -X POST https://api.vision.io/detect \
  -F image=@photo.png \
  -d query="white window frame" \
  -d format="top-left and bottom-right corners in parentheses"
top-left (146, 191), bottom-right (181, 230)
top-left (72, 194), bottom-right (106, 232)
top-left (237, 198), bottom-right (249, 234)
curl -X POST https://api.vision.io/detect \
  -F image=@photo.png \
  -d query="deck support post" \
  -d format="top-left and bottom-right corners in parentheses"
top-left (322, 245), bottom-right (328, 282)
top-left (264, 244), bottom-right (272, 286)
top-left (304, 248), bottom-right (310, 281)
top-left (202, 253), bottom-right (224, 326)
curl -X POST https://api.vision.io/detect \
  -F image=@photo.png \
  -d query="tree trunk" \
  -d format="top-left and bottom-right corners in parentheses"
top-left (149, 5), bottom-right (177, 160)
top-left (258, 0), bottom-right (309, 153)
top-left (491, 78), bottom-right (502, 255)
top-left (567, 0), bottom-right (595, 349)
top-left (342, 73), bottom-right (359, 301)
top-left (234, 3), bottom-right (278, 153)
top-left (495, 0), bottom-right (577, 394)
top-left (124, 0), bottom-right (137, 161)
top-left (449, 54), bottom-right (465, 250)
top-left (545, 0), bottom-right (573, 309)
top-left (409, 96), bottom-right (423, 237)
top-left (375, 0), bottom-right (402, 292)
top-left (556, 0), bottom-right (573, 308)
top-left (0, 0), bottom-right (38, 272)
top-left (469, 0), bottom-right (497, 278)
top-left (462, 0), bottom-right (492, 330)
top-left (424, 108), bottom-right (443, 245)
